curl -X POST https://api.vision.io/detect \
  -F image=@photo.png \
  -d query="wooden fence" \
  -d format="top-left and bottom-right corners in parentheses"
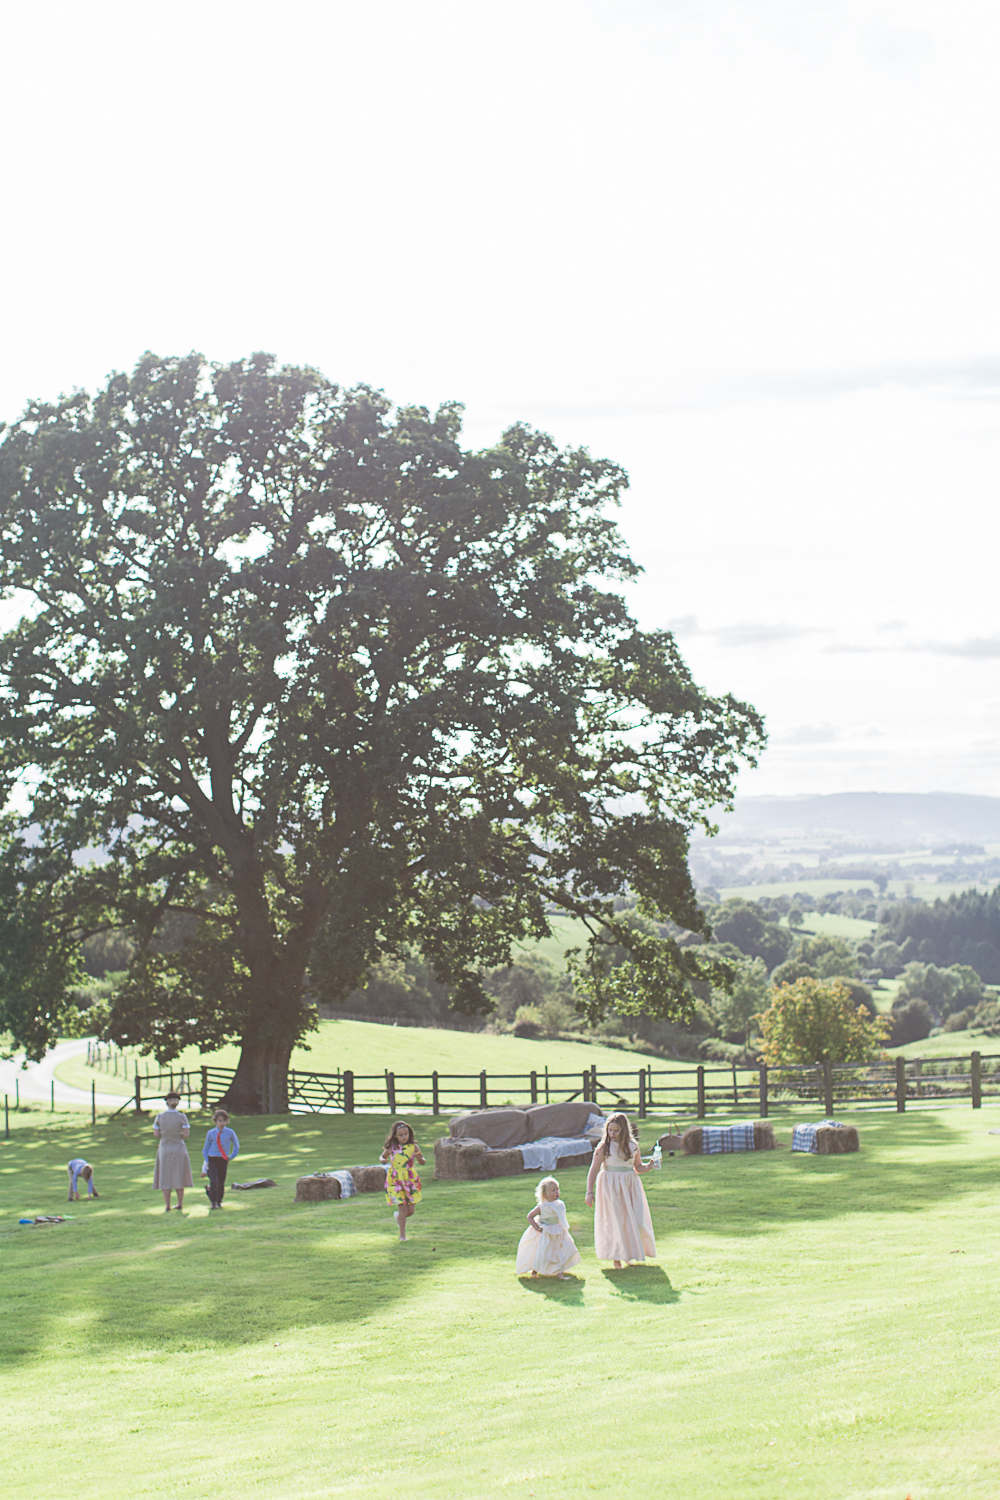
top-left (94, 1049), bottom-right (1000, 1117)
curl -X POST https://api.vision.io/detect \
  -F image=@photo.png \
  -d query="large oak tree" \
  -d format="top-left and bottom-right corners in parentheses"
top-left (0, 353), bottom-right (764, 1110)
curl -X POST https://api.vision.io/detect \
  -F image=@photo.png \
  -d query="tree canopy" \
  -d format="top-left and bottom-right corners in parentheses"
top-left (755, 978), bottom-right (889, 1067)
top-left (0, 352), bottom-right (764, 1109)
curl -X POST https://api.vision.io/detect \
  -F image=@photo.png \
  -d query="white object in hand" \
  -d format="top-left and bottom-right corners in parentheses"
top-left (652, 1143), bottom-right (662, 1170)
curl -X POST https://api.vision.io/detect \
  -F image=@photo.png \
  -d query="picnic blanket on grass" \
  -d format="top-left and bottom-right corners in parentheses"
top-left (701, 1122), bottom-right (756, 1154)
top-left (518, 1135), bottom-right (596, 1172)
top-left (792, 1120), bottom-right (844, 1153)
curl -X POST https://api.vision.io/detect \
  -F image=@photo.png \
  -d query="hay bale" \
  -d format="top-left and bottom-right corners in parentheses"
top-left (295, 1174), bottom-right (342, 1203)
top-left (481, 1148), bottom-right (524, 1178)
top-left (682, 1127), bottom-right (703, 1155)
top-left (814, 1124), bottom-right (859, 1155)
top-left (342, 1164), bottom-right (387, 1193)
top-left (434, 1138), bottom-right (489, 1181)
top-left (552, 1149), bottom-right (592, 1170)
top-left (753, 1121), bottom-right (777, 1151)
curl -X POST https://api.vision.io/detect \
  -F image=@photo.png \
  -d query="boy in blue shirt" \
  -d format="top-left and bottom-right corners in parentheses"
top-left (201, 1109), bottom-right (240, 1210)
top-left (67, 1157), bottom-right (99, 1201)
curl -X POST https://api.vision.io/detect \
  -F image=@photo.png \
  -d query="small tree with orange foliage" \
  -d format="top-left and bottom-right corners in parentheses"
top-left (755, 977), bottom-right (890, 1066)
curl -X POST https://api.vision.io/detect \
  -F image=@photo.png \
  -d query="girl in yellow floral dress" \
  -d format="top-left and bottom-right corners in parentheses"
top-left (380, 1121), bottom-right (425, 1241)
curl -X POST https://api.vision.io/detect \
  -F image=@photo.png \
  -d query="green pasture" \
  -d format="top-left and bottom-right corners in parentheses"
top-left (55, 1019), bottom-right (700, 1100)
top-left (888, 1028), bottom-right (1000, 1061)
top-left (3, 1106), bottom-right (1000, 1499)
top-left (721, 876), bottom-right (992, 903)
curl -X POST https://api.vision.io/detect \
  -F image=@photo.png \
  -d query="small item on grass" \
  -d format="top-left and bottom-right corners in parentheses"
top-left (232, 1178), bottom-right (277, 1190)
top-left (19, 1214), bottom-right (72, 1225)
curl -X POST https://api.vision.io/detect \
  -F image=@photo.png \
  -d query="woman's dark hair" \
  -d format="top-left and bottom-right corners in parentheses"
top-left (384, 1120), bottom-right (415, 1150)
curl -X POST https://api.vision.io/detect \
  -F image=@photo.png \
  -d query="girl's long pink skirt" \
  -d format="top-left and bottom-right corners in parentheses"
top-left (594, 1169), bottom-right (657, 1262)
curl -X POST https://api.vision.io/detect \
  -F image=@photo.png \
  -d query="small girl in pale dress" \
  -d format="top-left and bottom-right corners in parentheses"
top-left (584, 1112), bottom-right (656, 1268)
top-left (516, 1176), bottom-right (582, 1279)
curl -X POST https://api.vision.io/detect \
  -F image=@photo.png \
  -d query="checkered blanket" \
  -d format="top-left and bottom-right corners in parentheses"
top-left (313, 1170), bottom-right (358, 1197)
top-left (700, 1122), bottom-right (756, 1154)
top-left (792, 1120), bottom-right (844, 1153)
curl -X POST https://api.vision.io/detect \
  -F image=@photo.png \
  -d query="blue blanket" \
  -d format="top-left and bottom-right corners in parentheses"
top-left (700, 1122), bottom-right (755, 1154)
top-left (792, 1120), bottom-right (844, 1153)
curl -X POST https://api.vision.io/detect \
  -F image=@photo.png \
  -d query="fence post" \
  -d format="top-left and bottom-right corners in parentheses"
top-left (581, 1069), bottom-right (589, 1104)
top-left (134, 1073), bottom-right (142, 1115)
top-left (638, 1068), bottom-right (647, 1119)
top-left (200, 1067), bottom-right (208, 1112)
top-left (387, 1071), bottom-right (396, 1114)
top-left (545, 1065), bottom-right (549, 1103)
top-left (51, 1080), bottom-right (55, 1113)
top-left (971, 1051), bottom-right (982, 1109)
top-left (344, 1070), bottom-right (355, 1113)
top-left (91, 1080), bottom-right (96, 1127)
top-left (4, 1095), bottom-right (7, 1139)
top-left (696, 1065), bottom-right (705, 1119)
top-left (479, 1070), bottom-right (487, 1109)
top-left (530, 1070), bottom-right (538, 1105)
top-left (758, 1063), bottom-right (768, 1118)
top-left (895, 1056), bottom-right (906, 1112)
top-left (823, 1060), bottom-right (833, 1118)
top-left (432, 1070), bottom-right (439, 1116)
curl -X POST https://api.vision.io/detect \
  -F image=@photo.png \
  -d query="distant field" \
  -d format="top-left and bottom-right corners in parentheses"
top-left (888, 1029), bottom-right (1000, 1061)
top-left (720, 876), bottom-right (992, 903)
top-left (55, 1018), bottom-right (701, 1100)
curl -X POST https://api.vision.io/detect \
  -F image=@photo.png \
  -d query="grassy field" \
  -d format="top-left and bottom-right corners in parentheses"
top-left (721, 877), bottom-right (993, 903)
top-left (888, 1028), bottom-right (1000, 1061)
top-left (3, 1104), bottom-right (1000, 1499)
top-left (56, 1020), bottom-right (701, 1100)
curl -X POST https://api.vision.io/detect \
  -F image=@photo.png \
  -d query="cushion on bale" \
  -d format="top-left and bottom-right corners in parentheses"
top-left (523, 1102), bottom-right (605, 1141)
top-left (448, 1109), bottom-right (531, 1149)
top-left (295, 1174), bottom-right (342, 1203)
top-left (342, 1164), bottom-right (387, 1193)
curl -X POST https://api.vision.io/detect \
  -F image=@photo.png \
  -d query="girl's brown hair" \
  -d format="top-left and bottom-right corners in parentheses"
top-left (384, 1120), bottom-right (415, 1150)
top-left (599, 1113), bottom-right (636, 1160)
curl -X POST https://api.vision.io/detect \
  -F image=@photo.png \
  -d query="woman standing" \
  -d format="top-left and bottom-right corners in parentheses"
top-left (153, 1090), bottom-right (193, 1212)
top-left (584, 1112), bottom-right (656, 1269)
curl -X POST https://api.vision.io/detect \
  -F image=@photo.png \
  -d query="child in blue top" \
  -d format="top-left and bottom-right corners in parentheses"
top-left (67, 1158), bottom-right (99, 1202)
top-left (201, 1110), bottom-right (240, 1210)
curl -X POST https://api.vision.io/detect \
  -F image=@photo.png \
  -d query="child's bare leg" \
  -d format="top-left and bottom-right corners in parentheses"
top-left (398, 1201), bottom-right (412, 1239)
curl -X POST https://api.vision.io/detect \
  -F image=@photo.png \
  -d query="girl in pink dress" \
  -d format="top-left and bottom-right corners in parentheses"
top-left (584, 1113), bottom-right (656, 1268)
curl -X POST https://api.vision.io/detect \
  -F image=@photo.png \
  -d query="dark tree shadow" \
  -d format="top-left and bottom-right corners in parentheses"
top-left (517, 1273), bottom-right (586, 1305)
top-left (600, 1264), bottom-right (679, 1303)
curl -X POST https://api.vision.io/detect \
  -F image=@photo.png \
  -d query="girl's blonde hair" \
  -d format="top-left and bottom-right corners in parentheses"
top-left (535, 1176), bottom-right (559, 1205)
top-left (384, 1120), bottom-right (415, 1150)
top-left (598, 1113), bottom-right (637, 1160)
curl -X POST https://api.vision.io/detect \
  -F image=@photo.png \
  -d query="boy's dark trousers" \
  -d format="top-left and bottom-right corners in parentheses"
top-left (206, 1157), bottom-right (229, 1206)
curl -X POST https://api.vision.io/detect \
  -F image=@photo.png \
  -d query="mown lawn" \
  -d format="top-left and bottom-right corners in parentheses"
top-left (3, 1104), bottom-right (1000, 1499)
top-left (55, 1018), bottom-right (700, 1100)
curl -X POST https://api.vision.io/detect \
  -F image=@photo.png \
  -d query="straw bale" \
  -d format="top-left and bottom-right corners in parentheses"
top-left (295, 1174), bottom-right (341, 1203)
top-left (552, 1150), bottom-right (592, 1170)
top-left (814, 1124), bottom-right (859, 1155)
top-left (753, 1121), bottom-right (777, 1151)
top-left (343, 1164), bottom-right (388, 1193)
top-left (481, 1148), bottom-right (524, 1178)
top-left (433, 1138), bottom-right (489, 1181)
top-left (682, 1127), bottom-right (703, 1155)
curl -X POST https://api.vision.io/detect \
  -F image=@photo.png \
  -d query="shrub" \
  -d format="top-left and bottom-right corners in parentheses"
top-left (755, 977), bottom-right (890, 1066)
top-left (889, 998), bottom-right (933, 1046)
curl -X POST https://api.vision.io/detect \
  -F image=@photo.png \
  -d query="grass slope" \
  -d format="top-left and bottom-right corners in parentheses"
top-left (3, 1106), bottom-right (1000, 1499)
top-left (56, 1020), bottom-right (700, 1100)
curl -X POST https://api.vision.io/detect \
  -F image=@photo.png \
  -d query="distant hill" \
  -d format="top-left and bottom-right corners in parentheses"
top-left (711, 793), bottom-right (1000, 849)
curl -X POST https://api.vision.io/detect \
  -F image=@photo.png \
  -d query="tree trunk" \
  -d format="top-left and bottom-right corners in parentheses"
top-left (220, 1034), bottom-right (295, 1115)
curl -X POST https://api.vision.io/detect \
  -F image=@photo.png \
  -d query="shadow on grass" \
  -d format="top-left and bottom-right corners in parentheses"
top-left (517, 1273), bottom-right (586, 1305)
top-left (600, 1265), bottom-right (679, 1303)
top-left (3, 1107), bottom-right (999, 1366)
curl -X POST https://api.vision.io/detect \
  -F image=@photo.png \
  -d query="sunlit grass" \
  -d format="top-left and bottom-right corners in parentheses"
top-left (3, 1106), bottom-right (1000, 1498)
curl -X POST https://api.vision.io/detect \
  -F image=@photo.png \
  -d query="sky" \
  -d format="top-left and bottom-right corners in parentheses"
top-left (1, 0), bottom-right (998, 800)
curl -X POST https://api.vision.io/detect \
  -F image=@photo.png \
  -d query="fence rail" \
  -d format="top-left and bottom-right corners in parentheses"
top-left (93, 1051), bottom-right (1000, 1117)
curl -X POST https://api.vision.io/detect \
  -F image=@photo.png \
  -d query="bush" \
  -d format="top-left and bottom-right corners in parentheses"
top-left (889, 998), bottom-right (933, 1046)
top-left (756, 978), bottom-right (890, 1066)
top-left (942, 1008), bottom-right (973, 1033)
